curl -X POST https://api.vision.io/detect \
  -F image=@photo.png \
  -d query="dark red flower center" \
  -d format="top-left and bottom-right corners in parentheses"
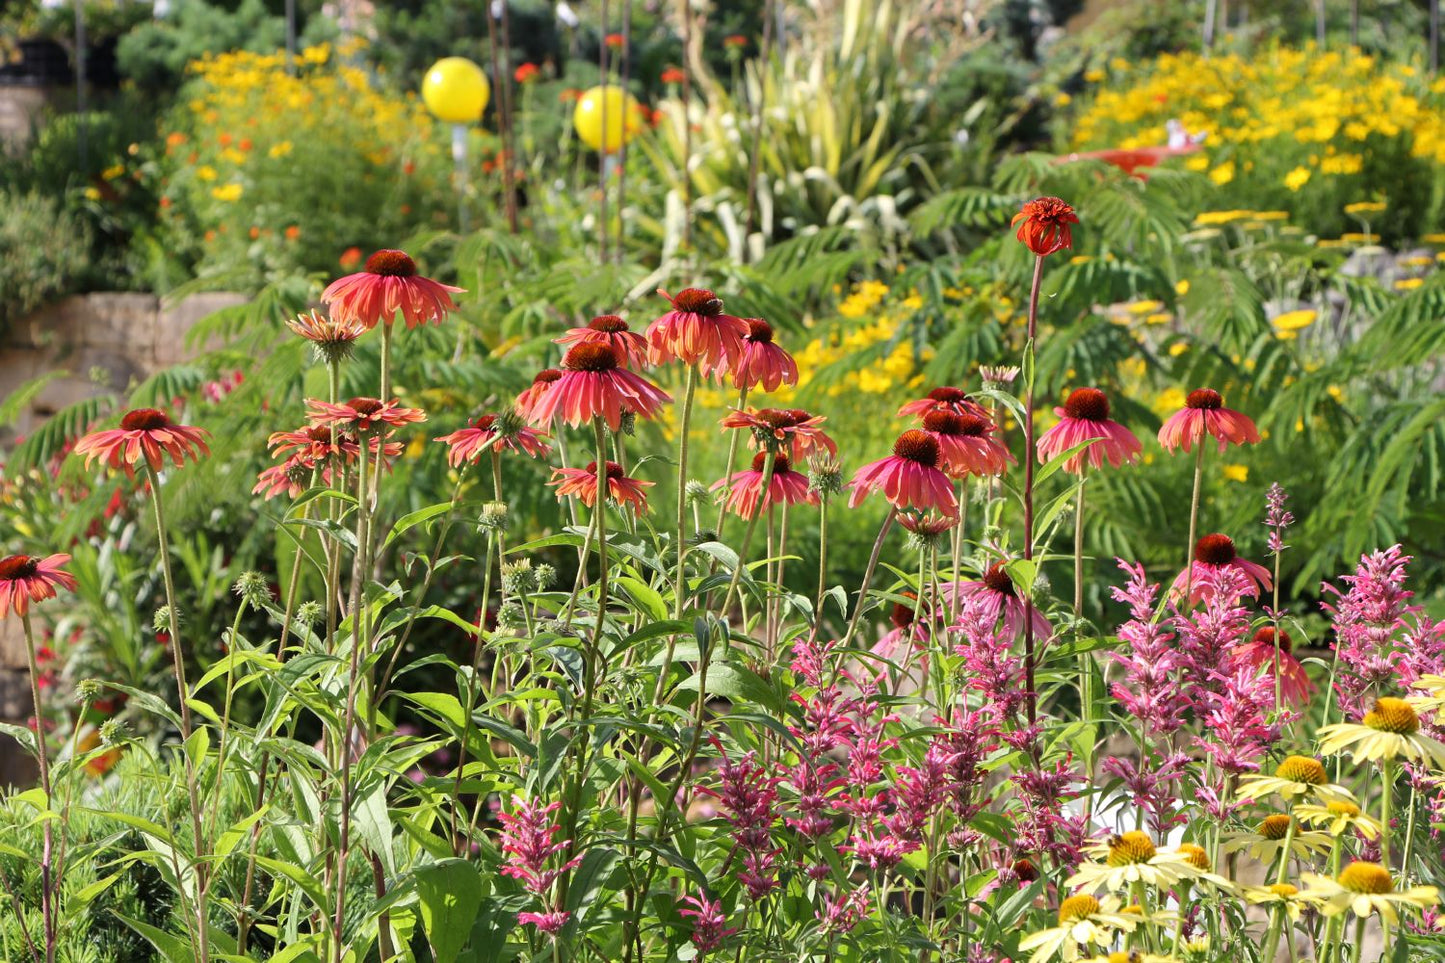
top-left (588, 315), bottom-right (630, 333)
top-left (584, 460), bottom-right (626, 480)
top-left (750, 451), bottom-right (791, 473)
top-left (890, 591), bottom-right (918, 629)
top-left (305, 426), bottom-right (334, 442)
top-left (0, 555), bottom-right (39, 580)
top-left (755, 408), bottom-right (796, 429)
top-left (892, 430), bottom-right (940, 467)
top-left (671, 287), bottom-right (724, 317)
top-left (364, 249), bottom-right (418, 277)
top-left (120, 408), bottom-right (172, 431)
top-left (346, 398), bottom-right (385, 416)
top-left (1063, 387), bottom-right (1110, 421)
top-left (1186, 388), bottom-right (1223, 410)
top-left (1195, 533), bottom-right (1237, 565)
top-left (533, 369), bottom-right (563, 386)
top-left (1012, 858), bottom-right (1039, 882)
top-left (922, 410), bottom-right (966, 436)
top-left (927, 386), bottom-right (968, 404)
top-left (471, 415), bottom-right (498, 431)
top-left (564, 343), bottom-right (620, 372)
top-left (982, 562), bottom-right (1016, 597)
top-left (1019, 196), bottom-right (1076, 226)
top-left (744, 318), bottom-right (774, 343)
top-left (1252, 626), bottom-right (1293, 655)
top-left (956, 414), bottom-right (992, 437)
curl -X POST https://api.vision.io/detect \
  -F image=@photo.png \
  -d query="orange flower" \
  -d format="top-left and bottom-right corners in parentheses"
top-left (724, 34), bottom-right (748, 48)
top-left (339, 246), bottom-right (363, 269)
top-left (285, 225), bottom-right (301, 241)
top-left (320, 249), bottom-right (464, 330)
top-left (73, 409), bottom-right (211, 476)
top-left (514, 62), bottom-right (540, 84)
top-left (165, 132), bottom-right (186, 148)
top-left (661, 66), bottom-right (686, 85)
top-left (604, 33), bottom-right (625, 48)
top-left (1011, 196), bottom-right (1078, 257)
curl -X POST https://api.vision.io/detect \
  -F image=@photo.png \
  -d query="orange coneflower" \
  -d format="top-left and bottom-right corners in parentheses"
top-left (306, 397), bottom-right (427, 432)
top-left (0, 555), bottom-right (76, 619)
top-left (1037, 387), bottom-right (1142, 473)
top-left (528, 344), bottom-right (671, 430)
top-left (555, 316), bottom-right (650, 370)
top-left (848, 430), bottom-right (958, 516)
top-left (1158, 388), bottom-right (1260, 454)
top-left (920, 411), bottom-right (1014, 478)
top-left (1172, 533), bottom-right (1273, 606)
top-left (436, 412), bottom-right (552, 466)
top-left (898, 386), bottom-right (987, 420)
top-left (711, 452), bottom-right (818, 520)
top-left (645, 287), bottom-right (749, 369)
top-left (721, 407), bottom-right (836, 460)
top-left (516, 369), bottom-right (564, 420)
top-left (551, 461), bottom-right (653, 516)
top-left (74, 408), bottom-right (210, 476)
top-left (714, 319), bottom-right (797, 392)
top-left (1012, 196), bottom-right (1078, 257)
top-left (320, 249), bottom-right (464, 330)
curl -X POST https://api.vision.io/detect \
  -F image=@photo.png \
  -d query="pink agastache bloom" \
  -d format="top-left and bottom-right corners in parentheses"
top-left (951, 592), bottom-right (1031, 719)
top-left (1101, 753), bottom-right (1192, 836)
top-left (701, 747), bottom-right (781, 901)
top-left (889, 740), bottom-right (961, 839)
top-left (1195, 664), bottom-right (1285, 775)
top-left (1173, 565), bottom-right (1254, 705)
top-left (1108, 560), bottom-right (1188, 736)
top-left (1009, 758), bottom-right (1089, 870)
top-left (678, 894), bottom-right (736, 955)
top-left (939, 706), bottom-right (999, 822)
top-left (1322, 545), bottom-right (1420, 718)
top-left (817, 885), bottom-right (871, 934)
top-left (497, 795), bottom-right (582, 935)
top-left (1264, 482), bottom-right (1294, 554)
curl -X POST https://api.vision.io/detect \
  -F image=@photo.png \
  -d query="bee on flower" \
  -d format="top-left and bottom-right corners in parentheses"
top-left (1066, 832), bottom-right (1203, 894)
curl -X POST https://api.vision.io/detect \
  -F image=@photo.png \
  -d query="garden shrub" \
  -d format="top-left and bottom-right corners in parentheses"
top-left (0, 189), bottom-right (92, 331)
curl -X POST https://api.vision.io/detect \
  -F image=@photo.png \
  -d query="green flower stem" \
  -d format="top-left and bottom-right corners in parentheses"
top-left (143, 463), bottom-right (211, 963)
top-left (840, 508), bottom-right (898, 648)
top-left (814, 492), bottom-right (830, 630)
top-left (20, 612), bottom-right (56, 963)
top-left (1402, 781), bottom-right (1419, 876)
top-left (673, 363), bottom-right (699, 619)
top-left (713, 385), bottom-right (749, 534)
top-left (1381, 759), bottom-right (1395, 868)
top-left (378, 320), bottom-right (393, 404)
top-left (458, 533), bottom-right (498, 850)
top-left (1074, 472), bottom-right (1089, 716)
top-left (1184, 442), bottom-right (1205, 607)
top-left (1349, 916), bottom-right (1365, 963)
top-left (718, 451), bottom-right (777, 617)
top-left (1022, 253), bottom-right (1044, 725)
top-left (204, 598), bottom-right (251, 840)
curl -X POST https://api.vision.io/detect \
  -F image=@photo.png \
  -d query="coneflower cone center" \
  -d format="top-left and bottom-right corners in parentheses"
top-left (0, 555), bottom-right (39, 579)
top-left (584, 460), bottom-right (626, 481)
top-left (1021, 196), bottom-right (1075, 225)
top-left (1253, 626), bottom-right (1293, 655)
top-left (1364, 697), bottom-right (1419, 734)
top-left (1259, 814), bottom-right (1293, 840)
top-left (1178, 843), bottom-right (1212, 871)
top-left (893, 429), bottom-right (940, 467)
top-left (755, 408), bottom-right (795, 429)
top-left (890, 592), bottom-right (918, 629)
top-left (121, 408), bottom-right (172, 431)
top-left (1274, 755), bottom-right (1327, 785)
top-left (671, 287), bottom-right (724, 317)
top-left (1328, 800), bottom-right (1361, 816)
top-left (1064, 387), bottom-right (1110, 421)
top-left (1269, 883), bottom-right (1299, 898)
top-left (588, 315), bottom-right (630, 333)
top-left (927, 386), bottom-right (968, 404)
top-left (364, 249), bottom-right (418, 277)
top-left (956, 414), bottom-right (991, 437)
top-left (1011, 858), bottom-right (1038, 881)
top-left (1106, 831), bottom-right (1156, 865)
top-left (533, 369), bottom-right (563, 386)
top-left (1194, 533), bottom-right (1237, 565)
top-left (1186, 388), bottom-right (1224, 410)
top-left (922, 410), bottom-right (967, 435)
top-left (565, 343), bottom-right (620, 372)
top-left (1339, 861), bottom-right (1394, 894)
top-left (744, 318), bottom-right (774, 343)
top-left (749, 451), bottom-right (790, 474)
top-left (471, 415), bottom-right (498, 431)
top-left (982, 563), bottom-right (1016, 597)
top-left (1058, 894), bottom-right (1099, 923)
top-left (346, 398), bottom-right (384, 416)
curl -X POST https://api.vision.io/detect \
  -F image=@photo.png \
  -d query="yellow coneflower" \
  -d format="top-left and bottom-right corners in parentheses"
top-left (1018, 893), bottom-right (1141, 963)
top-left (1066, 832), bottom-right (1201, 894)
top-left (1294, 799), bottom-right (1383, 839)
top-left (1317, 697), bottom-right (1445, 766)
top-left (1223, 813), bottom-right (1332, 864)
top-left (1299, 862), bottom-right (1439, 924)
top-left (1243, 882), bottom-right (1310, 921)
top-left (1236, 755), bottom-right (1353, 804)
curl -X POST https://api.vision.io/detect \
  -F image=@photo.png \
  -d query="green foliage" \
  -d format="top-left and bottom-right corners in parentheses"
top-left (0, 189), bottom-right (92, 330)
top-left (115, 0), bottom-right (318, 90)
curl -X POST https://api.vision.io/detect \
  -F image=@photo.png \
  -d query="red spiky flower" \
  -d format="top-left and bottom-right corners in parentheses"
top-left (1012, 196), bottom-right (1078, 257)
top-left (73, 408), bottom-right (211, 476)
top-left (320, 248), bottom-right (464, 330)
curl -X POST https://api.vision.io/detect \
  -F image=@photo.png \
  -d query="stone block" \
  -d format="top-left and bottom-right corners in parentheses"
top-left (155, 292), bottom-right (248, 364)
top-left (0, 618), bottom-right (26, 670)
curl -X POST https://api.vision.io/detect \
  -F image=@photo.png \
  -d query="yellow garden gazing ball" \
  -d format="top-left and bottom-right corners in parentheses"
top-left (573, 85), bottom-right (646, 153)
top-left (422, 57), bottom-right (490, 123)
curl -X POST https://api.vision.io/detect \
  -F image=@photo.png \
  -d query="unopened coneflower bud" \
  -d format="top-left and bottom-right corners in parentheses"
top-left (493, 407), bottom-right (528, 439)
top-left (690, 528), bottom-right (720, 545)
top-left (496, 601), bottom-right (525, 629)
top-left (540, 618), bottom-right (572, 637)
top-left (295, 600), bottom-right (323, 628)
top-left (535, 563), bottom-right (557, 590)
top-left (76, 678), bottom-right (103, 704)
top-left (617, 411), bottom-right (637, 436)
top-left (807, 455), bottom-right (843, 497)
top-left (233, 571), bottom-right (271, 609)
top-left (502, 559), bottom-right (539, 595)
top-left (478, 501), bottom-right (509, 534)
top-left (979, 365), bottom-right (1020, 390)
top-left (684, 479), bottom-right (710, 505)
top-left (153, 605), bottom-right (182, 633)
top-left (99, 718), bottom-right (129, 746)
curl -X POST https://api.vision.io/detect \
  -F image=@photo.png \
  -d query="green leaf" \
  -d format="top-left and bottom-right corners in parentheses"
top-left (563, 848), bottom-right (620, 924)
top-left (383, 500), bottom-right (455, 550)
top-left (113, 912), bottom-right (195, 963)
top-left (415, 858), bottom-right (483, 961)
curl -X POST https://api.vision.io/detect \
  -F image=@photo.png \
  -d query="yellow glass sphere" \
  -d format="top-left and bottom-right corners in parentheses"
top-left (573, 85), bottom-right (646, 153)
top-left (422, 57), bottom-right (490, 123)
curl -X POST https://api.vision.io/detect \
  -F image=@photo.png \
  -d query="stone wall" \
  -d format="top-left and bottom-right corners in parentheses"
top-left (0, 84), bottom-right (56, 154)
top-left (0, 290), bottom-right (246, 785)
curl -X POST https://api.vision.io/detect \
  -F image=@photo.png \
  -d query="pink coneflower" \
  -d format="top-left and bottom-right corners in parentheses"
top-left (319, 248), bottom-right (464, 330)
top-left (306, 397), bottom-right (427, 432)
top-left (436, 412), bottom-right (552, 466)
top-left (555, 315), bottom-right (650, 370)
top-left (73, 408), bottom-right (211, 475)
top-left (645, 287), bottom-right (749, 368)
top-left (874, 590), bottom-right (934, 662)
top-left (0, 554), bottom-right (76, 618)
top-left (899, 386), bottom-right (987, 419)
top-left (920, 411), bottom-right (1014, 478)
top-left (1234, 627), bottom-right (1315, 704)
top-left (550, 460), bottom-right (653, 515)
top-left (721, 407), bottom-right (836, 460)
top-left (1012, 196), bottom-right (1078, 257)
top-left (527, 343), bottom-right (671, 430)
top-left (1172, 533), bottom-right (1272, 606)
top-left (1158, 388), bottom-right (1261, 453)
top-left (847, 430), bottom-right (958, 516)
top-left (714, 318), bottom-right (798, 391)
top-left (516, 369), bottom-right (563, 419)
top-left (253, 454), bottom-right (320, 501)
top-left (1037, 387), bottom-right (1142, 472)
top-left (947, 562), bottom-right (1052, 642)
top-left (712, 452), bottom-right (819, 519)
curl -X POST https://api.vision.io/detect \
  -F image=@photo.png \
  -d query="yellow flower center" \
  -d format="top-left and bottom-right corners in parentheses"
top-left (1327, 800), bottom-right (1361, 817)
top-left (1058, 893), bottom-right (1100, 923)
top-left (1274, 755), bottom-right (1328, 785)
top-left (1259, 814), bottom-right (1293, 840)
top-left (1364, 697), bottom-right (1419, 734)
top-left (1106, 831), bottom-right (1157, 866)
top-left (1269, 883), bottom-right (1299, 898)
top-left (1339, 861), bottom-right (1394, 894)
top-left (1178, 843), bottom-right (1212, 871)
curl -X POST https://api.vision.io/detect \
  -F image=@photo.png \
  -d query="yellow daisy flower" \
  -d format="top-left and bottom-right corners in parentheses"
top-left (1235, 755), bottom-right (1353, 804)
top-left (1299, 862), bottom-right (1439, 924)
top-left (1223, 814), bottom-right (1332, 863)
top-left (1066, 832), bottom-right (1202, 895)
top-left (1316, 697), bottom-right (1445, 766)
top-left (1018, 894), bottom-right (1141, 963)
top-left (1243, 882), bottom-right (1310, 921)
top-left (1294, 799), bottom-right (1383, 839)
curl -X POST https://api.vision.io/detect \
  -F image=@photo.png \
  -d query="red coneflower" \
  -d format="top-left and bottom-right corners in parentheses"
top-left (306, 397), bottom-right (427, 432)
top-left (555, 315), bottom-right (650, 370)
top-left (721, 407), bottom-right (836, 460)
top-left (1012, 196), bottom-right (1078, 257)
top-left (898, 386), bottom-right (987, 420)
top-left (712, 452), bottom-right (819, 520)
top-left (527, 343), bottom-right (672, 430)
top-left (661, 66), bottom-right (687, 85)
top-left (848, 430), bottom-right (958, 516)
top-left (1235, 627), bottom-right (1315, 704)
top-left (268, 424), bottom-right (365, 464)
top-left (1037, 387), bottom-right (1142, 473)
top-left (516, 369), bottom-right (563, 419)
top-left (645, 287), bottom-right (749, 369)
top-left (1158, 388), bottom-right (1261, 453)
top-left (74, 408), bottom-right (211, 475)
top-left (254, 454), bottom-right (324, 501)
top-left (0, 555), bottom-right (76, 618)
top-left (947, 562), bottom-right (1052, 642)
top-left (713, 318), bottom-right (798, 392)
top-left (436, 412), bottom-right (552, 466)
top-left (320, 248), bottom-right (464, 330)
top-left (920, 411), bottom-right (1015, 478)
top-left (550, 460), bottom-right (653, 516)
top-left (1172, 533), bottom-right (1273, 606)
